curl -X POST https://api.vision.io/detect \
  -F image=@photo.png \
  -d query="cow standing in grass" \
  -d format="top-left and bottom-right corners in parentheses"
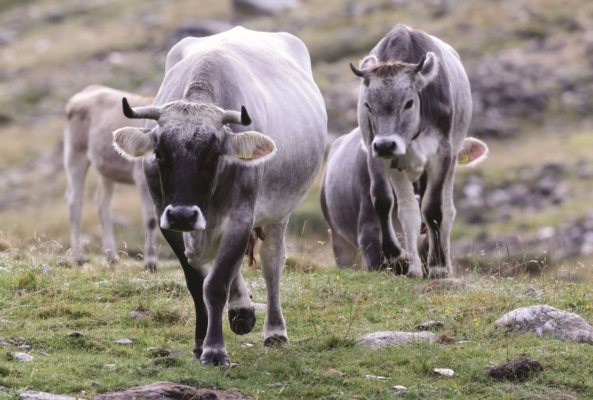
top-left (64, 85), bottom-right (158, 271)
top-left (350, 24), bottom-right (474, 278)
top-left (320, 127), bottom-right (488, 272)
top-left (112, 27), bottom-right (326, 366)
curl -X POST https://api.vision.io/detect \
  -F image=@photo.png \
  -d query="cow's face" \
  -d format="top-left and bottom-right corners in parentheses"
top-left (112, 99), bottom-right (276, 232)
top-left (351, 52), bottom-right (439, 159)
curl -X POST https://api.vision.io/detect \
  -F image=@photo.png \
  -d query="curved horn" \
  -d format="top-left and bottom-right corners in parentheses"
top-left (222, 105), bottom-right (252, 126)
top-left (350, 62), bottom-right (365, 78)
top-left (122, 97), bottom-right (160, 121)
top-left (414, 54), bottom-right (427, 73)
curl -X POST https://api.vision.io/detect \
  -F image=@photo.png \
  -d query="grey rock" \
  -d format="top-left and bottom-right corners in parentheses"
top-left (93, 381), bottom-right (252, 399)
top-left (114, 338), bottom-right (133, 345)
top-left (19, 391), bottom-right (78, 400)
top-left (358, 331), bottom-right (436, 347)
top-left (14, 352), bottom-right (33, 362)
top-left (495, 305), bottom-right (593, 343)
top-left (130, 310), bottom-right (153, 320)
top-left (233, 0), bottom-right (298, 16)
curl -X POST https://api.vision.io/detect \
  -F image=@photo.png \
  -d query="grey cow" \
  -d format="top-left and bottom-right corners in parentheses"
top-left (112, 27), bottom-right (327, 366)
top-left (350, 24), bottom-right (473, 278)
top-left (321, 127), bottom-right (488, 272)
top-left (64, 85), bottom-right (158, 270)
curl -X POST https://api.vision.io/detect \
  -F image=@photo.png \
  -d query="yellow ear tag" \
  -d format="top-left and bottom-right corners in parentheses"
top-left (238, 151), bottom-right (253, 160)
top-left (134, 150), bottom-right (144, 157)
top-left (458, 154), bottom-right (469, 164)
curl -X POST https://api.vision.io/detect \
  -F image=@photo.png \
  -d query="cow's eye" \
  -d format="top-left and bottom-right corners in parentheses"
top-left (364, 103), bottom-right (373, 113)
top-left (404, 99), bottom-right (414, 110)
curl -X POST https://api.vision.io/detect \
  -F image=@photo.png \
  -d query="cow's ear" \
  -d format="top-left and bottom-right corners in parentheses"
top-left (414, 52), bottom-right (440, 91)
top-left (458, 137), bottom-right (489, 166)
top-left (112, 127), bottom-right (155, 161)
top-left (224, 131), bottom-right (276, 165)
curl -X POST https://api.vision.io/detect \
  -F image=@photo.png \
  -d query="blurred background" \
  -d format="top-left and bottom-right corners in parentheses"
top-left (1, 0), bottom-right (592, 277)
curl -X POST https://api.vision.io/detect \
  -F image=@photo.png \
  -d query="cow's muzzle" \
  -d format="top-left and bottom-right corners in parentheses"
top-left (372, 136), bottom-right (406, 159)
top-left (160, 205), bottom-right (206, 232)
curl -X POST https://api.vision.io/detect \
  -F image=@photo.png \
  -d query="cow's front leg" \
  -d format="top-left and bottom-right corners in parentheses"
top-left (228, 271), bottom-right (256, 335)
top-left (260, 221), bottom-right (289, 346)
top-left (423, 150), bottom-right (454, 278)
top-left (367, 153), bottom-right (403, 265)
top-left (389, 171), bottom-right (423, 278)
top-left (159, 229), bottom-right (208, 359)
top-left (201, 218), bottom-right (252, 366)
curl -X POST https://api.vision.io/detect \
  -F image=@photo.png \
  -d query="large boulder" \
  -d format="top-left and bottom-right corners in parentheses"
top-left (233, 0), bottom-right (299, 17)
top-left (495, 305), bottom-right (593, 343)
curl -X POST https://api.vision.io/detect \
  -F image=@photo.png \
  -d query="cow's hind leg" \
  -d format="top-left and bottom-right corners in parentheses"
top-left (95, 175), bottom-right (118, 265)
top-left (64, 145), bottom-right (90, 266)
top-left (330, 230), bottom-right (356, 268)
top-left (228, 271), bottom-right (256, 335)
top-left (260, 221), bottom-right (289, 346)
top-left (357, 196), bottom-right (383, 271)
top-left (135, 168), bottom-right (158, 272)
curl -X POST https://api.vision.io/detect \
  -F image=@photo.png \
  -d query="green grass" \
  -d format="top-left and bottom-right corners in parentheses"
top-left (1, 252), bottom-right (593, 398)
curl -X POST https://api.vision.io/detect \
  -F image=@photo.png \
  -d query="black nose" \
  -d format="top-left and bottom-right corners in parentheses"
top-left (166, 206), bottom-right (198, 231)
top-left (373, 138), bottom-right (397, 157)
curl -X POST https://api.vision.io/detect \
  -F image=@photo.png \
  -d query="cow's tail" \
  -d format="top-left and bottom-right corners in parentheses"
top-left (245, 227), bottom-right (265, 268)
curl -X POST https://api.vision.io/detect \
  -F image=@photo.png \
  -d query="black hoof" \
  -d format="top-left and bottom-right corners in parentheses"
top-left (192, 341), bottom-right (203, 360)
top-left (200, 350), bottom-right (229, 366)
top-left (263, 334), bottom-right (289, 347)
top-left (229, 307), bottom-right (256, 335)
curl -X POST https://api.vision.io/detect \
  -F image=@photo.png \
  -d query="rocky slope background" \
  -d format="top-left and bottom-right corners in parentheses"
top-left (1, 0), bottom-right (592, 277)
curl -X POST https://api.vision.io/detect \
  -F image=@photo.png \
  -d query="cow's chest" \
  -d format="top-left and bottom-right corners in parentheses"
top-left (398, 133), bottom-right (441, 182)
top-left (183, 216), bottom-right (230, 268)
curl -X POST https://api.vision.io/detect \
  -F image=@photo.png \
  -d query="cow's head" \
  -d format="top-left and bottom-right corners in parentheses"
top-left (350, 52), bottom-right (440, 159)
top-left (112, 98), bottom-right (276, 232)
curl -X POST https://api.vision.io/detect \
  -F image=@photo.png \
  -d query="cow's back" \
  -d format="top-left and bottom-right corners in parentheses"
top-left (158, 27), bottom-right (327, 224)
top-left (65, 85), bottom-right (152, 183)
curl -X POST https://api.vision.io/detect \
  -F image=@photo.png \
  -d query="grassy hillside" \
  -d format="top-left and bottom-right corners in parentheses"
top-left (1, 0), bottom-right (592, 269)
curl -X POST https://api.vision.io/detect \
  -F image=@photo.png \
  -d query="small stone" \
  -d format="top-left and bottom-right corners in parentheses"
top-left (14, 352), bottom-right (33, 362)
top-left (0, 338), bottom-right (12, 347)
top-left (358, 331), bottom-right (436, 347)
top-left (416, 320), bottom-right (444, 331)
top-left (267, 383), bottom-right (283, 388)
top-left (323, 369), bottom-right (345, 377)
top-left (365, 374), bottom-right (389, 380)
top-left (391, 385), bottom-right (408, 393)
top-left (114, 338), bottom-right (133, 345)
top-left (17, 344), bottom-right (31, 350)
top-left (104, 364), bottom-right (116, 369)
top-left (230, 362), bottom-right (240, 368)
top-left (241, 343), bottom-right (254, 348)
top-left (19, 390), bottom-right (78, 400)
top-left (68, 332), bottom-right (83, 338)
top-left (434, 368), bottom-right (454, 377)
top-left (130, 310), bottom-right (154, 320)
